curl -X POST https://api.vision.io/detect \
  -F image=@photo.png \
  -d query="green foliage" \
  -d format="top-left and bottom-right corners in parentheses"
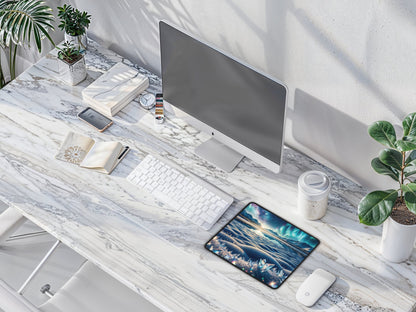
top-left (404, 166), bottom-right (416, 178)
top-left (405, 150), bottom-right (416, 164)
top-left (57, 41), bottom-right (82, 64)
top-left (401, 183), bottom-right (416, 214)
top-left (403, 113), bottom-right (416, 137)
top-left (368, 121), bottom-right (396, 148)
top-left (379, 149), bottom-right (402, 170)
top-left (0, 0), bottom-right (55, 87)
top-left (370, 157), bottom-right (399, 181)
top-left (395, 136), bottom-right (416, 152)
top-left (358, 190), bottom-right (397, 226)
top-left (358, 112), bottom-right (416, 225)
top-left (57, 4), bottom-right (91, 36)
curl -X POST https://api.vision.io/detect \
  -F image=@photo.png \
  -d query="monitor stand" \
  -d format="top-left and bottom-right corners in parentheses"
top-left (195, 138), bottom-right (244, 173)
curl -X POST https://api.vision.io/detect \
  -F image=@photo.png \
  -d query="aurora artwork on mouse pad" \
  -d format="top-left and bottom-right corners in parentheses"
top-left (205, 202), bottom-right (319, 289)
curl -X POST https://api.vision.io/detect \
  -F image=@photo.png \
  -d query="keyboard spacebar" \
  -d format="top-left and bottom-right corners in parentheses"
top-left (152, 189), bottom-right (181, 211)
top-left (152, 189), bottom-right (211, 230)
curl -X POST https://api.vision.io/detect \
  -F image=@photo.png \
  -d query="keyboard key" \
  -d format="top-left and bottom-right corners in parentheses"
top-left (127, 154), bottom-right (233, 230)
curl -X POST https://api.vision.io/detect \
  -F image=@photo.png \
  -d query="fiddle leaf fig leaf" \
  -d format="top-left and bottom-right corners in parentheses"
top-left (371, 157), bottom-right (399, 181)
top-left (405, 150), bottom-right (416, 165)
top-left (379, 149), bottom-right (403, 171)
top-left (368, 121), bottom-right (396, 148)
top-left (403, 112), bottom-right (416, 137)
top-left (406, 158), bottom-right (416, 167)
top-left (404, 150), bottom-right (416, 177)
top-left (358, 190), bottom-right (398, 226)
top-left (395, 136), bottom-right (416, 152)
top-left (404, 165), bottom-right (416, 178)
top-left (402, 183), bottom-right (416, 214)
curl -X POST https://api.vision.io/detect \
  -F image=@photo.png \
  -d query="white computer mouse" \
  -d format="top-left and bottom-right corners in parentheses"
top-left (296, 268), bottom-right (336, 307)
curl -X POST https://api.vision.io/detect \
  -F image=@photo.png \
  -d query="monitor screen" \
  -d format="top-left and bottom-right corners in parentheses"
top-left (160, 21), bottom-right (286, 169)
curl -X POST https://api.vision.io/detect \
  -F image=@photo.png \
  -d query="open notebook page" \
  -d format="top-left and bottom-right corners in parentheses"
top-left (80, 141), bottom-right (123, 174)
top-left (55, 132), bottom-right (95, 165)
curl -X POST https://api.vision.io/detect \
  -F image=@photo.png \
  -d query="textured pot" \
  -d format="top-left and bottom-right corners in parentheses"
top-left (58, 56), bottom-right (87, 86)
top-left (381, 217), bottom-right (416, 263)
top-left (64, 32), bottom-right (87, 51)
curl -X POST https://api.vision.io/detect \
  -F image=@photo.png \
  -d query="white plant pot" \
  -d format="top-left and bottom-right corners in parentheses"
top-left (64, 32), bottom-right (87, 51)
top-left (381, 217), bottom-right (416, 263)
top-left (58, 56), bottom-right (87, 86)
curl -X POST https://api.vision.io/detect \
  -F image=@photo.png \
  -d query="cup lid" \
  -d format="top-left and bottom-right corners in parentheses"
top-left (298, 170), bottom-right (331, 198)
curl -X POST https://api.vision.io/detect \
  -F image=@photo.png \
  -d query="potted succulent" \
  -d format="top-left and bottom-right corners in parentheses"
top-left (57, 4), bottom-right (91, 50)
top-left (57, 41), bottom-right (87, 85)
top-left (358, 112), bottom-right (416, 262)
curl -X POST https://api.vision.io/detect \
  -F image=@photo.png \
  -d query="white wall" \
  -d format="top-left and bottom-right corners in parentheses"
top-left (11, 0), bottom-right (64, 77)
top-left (41, 1), bottom-right (416, 189)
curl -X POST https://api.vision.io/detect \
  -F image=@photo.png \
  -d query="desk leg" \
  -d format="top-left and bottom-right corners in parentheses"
top-left (18, 239), bottom-right (61, 294)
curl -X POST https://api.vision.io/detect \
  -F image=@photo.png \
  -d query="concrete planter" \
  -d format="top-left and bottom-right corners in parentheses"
top-left (58, 55), bottom-right (87, 86)
top-left (64, 32), bottom-right (87, 51)
top-left (381, 217), bottom-right (416, 262)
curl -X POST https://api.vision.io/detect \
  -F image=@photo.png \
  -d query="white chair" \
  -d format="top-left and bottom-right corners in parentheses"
top-left (0, 207), bottom-right (163, 312)
top-left (0, 279), bottom-right (39, 312)
top-left (38, 261), bottom-right (163, 312)
top-left (0, 261), bottom-right (163, 312)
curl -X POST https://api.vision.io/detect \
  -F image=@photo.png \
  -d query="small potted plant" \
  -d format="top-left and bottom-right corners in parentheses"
top-left (358, 112), bottom-right (416, 262)
top-left (57, 41), bottom-right (87, 85)
top-left (57, 4), bottom-right (91, 50)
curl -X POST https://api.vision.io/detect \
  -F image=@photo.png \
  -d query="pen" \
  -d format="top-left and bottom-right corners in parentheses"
top-left (118, 146), bottom-right (129, 160)
top-left (109, 146), bottom-right (130, 175)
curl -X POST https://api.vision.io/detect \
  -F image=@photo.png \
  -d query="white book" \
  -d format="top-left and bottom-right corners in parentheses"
top-left (82, 62), bottom-right (149, 117)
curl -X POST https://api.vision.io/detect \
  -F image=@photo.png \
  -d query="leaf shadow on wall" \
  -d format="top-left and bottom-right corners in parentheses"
top-left (291, 89), bottom-right (397, 190)
top-left (290, 7), bottom-right (406, 120)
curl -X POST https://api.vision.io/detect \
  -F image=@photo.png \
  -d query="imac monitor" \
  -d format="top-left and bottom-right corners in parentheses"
top-left (159, 21), bottom-right (287, 173)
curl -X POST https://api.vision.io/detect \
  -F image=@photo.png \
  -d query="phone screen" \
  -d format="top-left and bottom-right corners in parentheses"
top-left (78, 107), bottom-right (112, 131)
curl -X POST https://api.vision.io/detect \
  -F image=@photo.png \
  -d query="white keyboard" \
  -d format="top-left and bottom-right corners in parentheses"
top-left (127, 154), bottom-right (233, 230)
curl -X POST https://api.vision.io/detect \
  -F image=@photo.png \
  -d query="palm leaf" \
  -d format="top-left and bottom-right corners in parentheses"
top-left (0, 0), bottom-right (55, 52)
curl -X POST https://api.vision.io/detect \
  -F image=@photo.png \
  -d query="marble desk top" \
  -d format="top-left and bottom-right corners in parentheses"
top-left (0, 40), bottom-right (414, 312)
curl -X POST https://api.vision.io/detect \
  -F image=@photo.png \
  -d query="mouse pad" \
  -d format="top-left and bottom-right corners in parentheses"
top-left (205, 202), bottom-right (320, 289)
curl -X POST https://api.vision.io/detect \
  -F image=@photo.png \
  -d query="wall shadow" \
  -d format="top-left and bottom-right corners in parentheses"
top-left (292, 89), bottom-right (396, 188)
top-left (71, 0), bottom-right (199, 75)
top-left (288, 6), bottom-right (405, 119)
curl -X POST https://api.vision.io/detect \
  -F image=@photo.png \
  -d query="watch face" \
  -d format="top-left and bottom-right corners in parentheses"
top-left (139, 93), bottom-right (156, 109)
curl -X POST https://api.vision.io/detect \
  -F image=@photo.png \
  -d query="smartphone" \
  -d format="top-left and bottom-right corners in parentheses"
top-left (77, 107), bottom-right (113, 132)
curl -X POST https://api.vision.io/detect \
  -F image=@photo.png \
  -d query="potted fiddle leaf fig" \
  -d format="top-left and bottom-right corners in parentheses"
top-left (57, 4), bottom-right (91, 50)
top-left (358, 112), bottom-right (416, 262)
top-left (57, 41), bottom-right (86, 85)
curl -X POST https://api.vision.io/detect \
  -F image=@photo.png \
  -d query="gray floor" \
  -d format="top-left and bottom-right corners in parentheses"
top-left (0, 201), bottom-right (85, 307)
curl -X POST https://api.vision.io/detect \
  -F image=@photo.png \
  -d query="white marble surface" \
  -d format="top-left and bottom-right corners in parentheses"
top-left (0, 40), bottom-right (415, 312)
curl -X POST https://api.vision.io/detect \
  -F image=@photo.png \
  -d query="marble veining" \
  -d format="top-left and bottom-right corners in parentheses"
top-left (0, 39), bottom-right (414, 311)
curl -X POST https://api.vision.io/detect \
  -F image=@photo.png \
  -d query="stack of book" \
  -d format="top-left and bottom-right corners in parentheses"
top-left (82, 62), bottom-right (149, 117)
